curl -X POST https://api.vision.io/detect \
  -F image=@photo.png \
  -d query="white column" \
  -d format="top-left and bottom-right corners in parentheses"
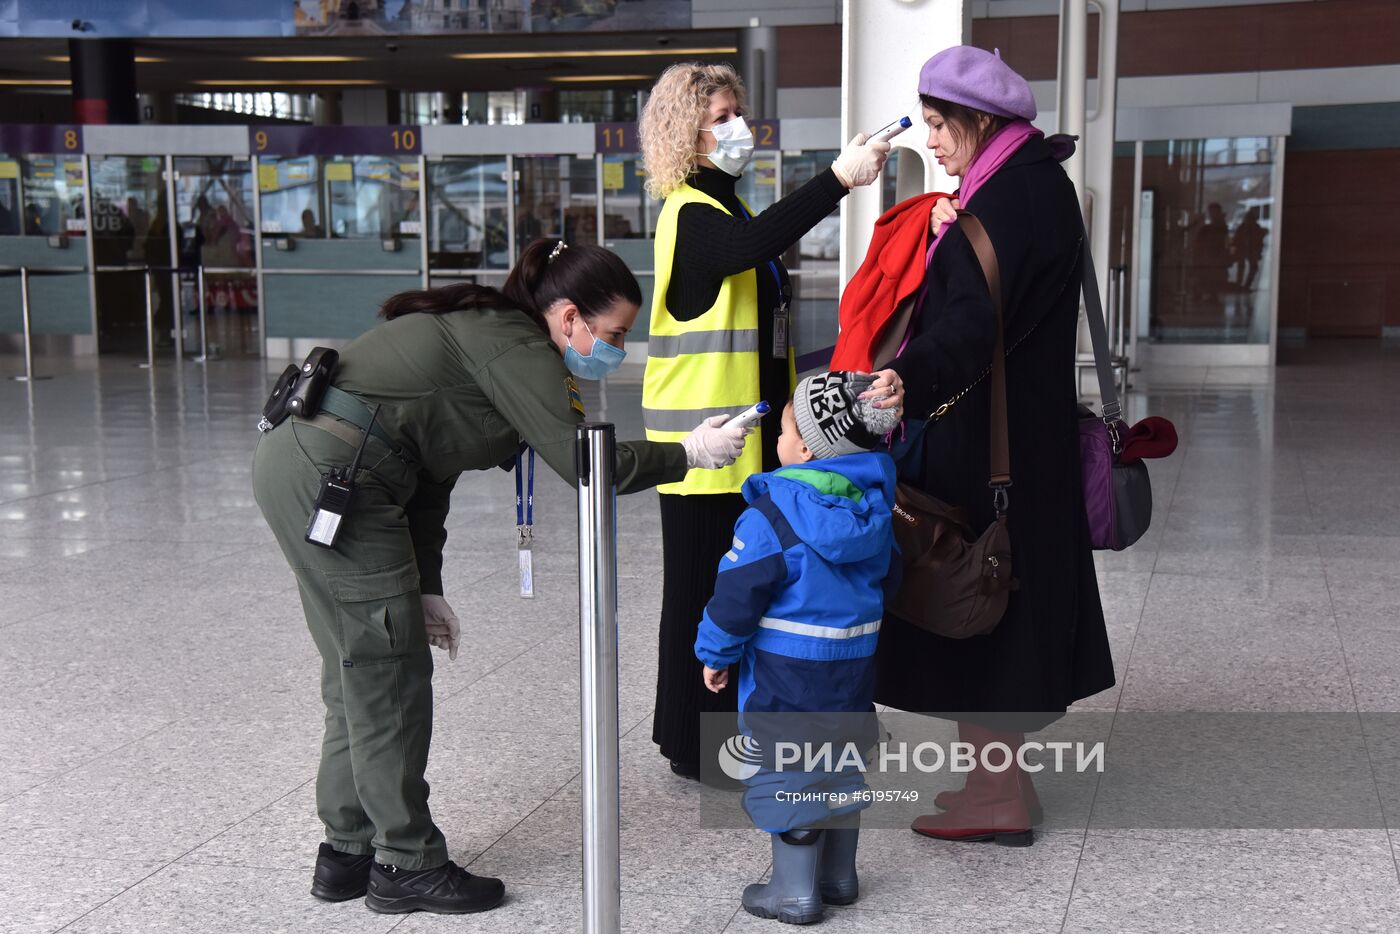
top-left (1084, 0), bottom-right (1120, 357)
top-left (839, 0), bottom-right (970, 287)
top-left (1057, 0), bottom-right (1088, 209)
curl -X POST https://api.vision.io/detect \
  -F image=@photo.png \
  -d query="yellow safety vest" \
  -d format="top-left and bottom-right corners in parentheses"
top-left (643, 183), bottom-right (791, 495)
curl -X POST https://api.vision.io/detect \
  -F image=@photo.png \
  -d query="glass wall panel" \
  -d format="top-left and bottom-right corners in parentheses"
top-left (327, 155), bottom-right (421, 240)
top-left (1139, 136), bottom-right (1277, 345)
top-left (0, 153), bottom-right (86, 237)
top-left (0, 152), bottom-right (90, 337)
top-left (260, 155), bottom-right (420, 242)
top-left (427, 155), bottom-right (510, 271)
top-left (600, 153), bottom-right (661, 337)
top-left (737, 151), bottom-right (779, 215)
top-left (516, 154), bottom-right (598, 251)
top-left (258, 155), bottom-right (320, 237)
top-left (781, 149), bottom-right (841, 360)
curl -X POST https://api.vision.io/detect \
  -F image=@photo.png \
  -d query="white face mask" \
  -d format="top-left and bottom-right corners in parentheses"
top-left (701, 114), bottom-right (755, 177)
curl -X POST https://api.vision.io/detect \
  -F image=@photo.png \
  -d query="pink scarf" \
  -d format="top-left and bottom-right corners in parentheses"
top-left (926, 119), bottom-right (1042, 265)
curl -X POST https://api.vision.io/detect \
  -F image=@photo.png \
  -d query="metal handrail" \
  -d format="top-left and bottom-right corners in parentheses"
top-left (261, 267), bottom-right (420, 276)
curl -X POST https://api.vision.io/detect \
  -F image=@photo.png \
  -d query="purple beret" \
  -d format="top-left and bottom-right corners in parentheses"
top-left (918, 46), bottom-right (1036, 121)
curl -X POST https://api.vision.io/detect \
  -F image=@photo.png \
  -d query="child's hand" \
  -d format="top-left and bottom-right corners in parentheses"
top-left (930, 196), bottom-right (961, 235)
top-left (703, 666), bottom-right (729, 693)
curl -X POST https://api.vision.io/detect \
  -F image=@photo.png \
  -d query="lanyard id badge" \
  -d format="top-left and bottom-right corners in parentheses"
top-left (515, 446), bottom-right (535, 598)
top-left (762, 259), bottom-right (790, 361)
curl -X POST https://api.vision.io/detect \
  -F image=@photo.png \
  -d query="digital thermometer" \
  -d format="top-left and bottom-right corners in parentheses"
top-left (724, 401), bottom-right (770, 430)
top-left (869, 115), bottom-right (913, 143)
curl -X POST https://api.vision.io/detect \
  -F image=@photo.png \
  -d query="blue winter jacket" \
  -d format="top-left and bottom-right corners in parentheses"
top-left (694, 451), bottom-right (901, 714)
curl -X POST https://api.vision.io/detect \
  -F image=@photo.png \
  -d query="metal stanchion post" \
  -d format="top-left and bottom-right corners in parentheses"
top-left (576, 422), bottom-right (621, 934)
top-left (10, 267), bottom-right (51, 383)
top-left (194, 265), bottom-right (210, 364)
top-left (137, 267), bottom-right (156, 369)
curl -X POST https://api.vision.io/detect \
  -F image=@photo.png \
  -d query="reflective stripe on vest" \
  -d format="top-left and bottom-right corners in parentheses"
top-left (643, 183), bottom-right (763, 495)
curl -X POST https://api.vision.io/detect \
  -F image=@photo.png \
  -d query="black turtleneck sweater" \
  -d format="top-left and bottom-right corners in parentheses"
top-left (665, 165), bottom-right (849, 471)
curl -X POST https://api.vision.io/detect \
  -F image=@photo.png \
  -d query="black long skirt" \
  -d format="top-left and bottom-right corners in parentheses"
top-left (651, 491), bottom-right (746, 766)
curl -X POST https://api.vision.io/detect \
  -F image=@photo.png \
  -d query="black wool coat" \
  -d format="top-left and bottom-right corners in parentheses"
top-left (878, 136), bottom-right (1115, 720)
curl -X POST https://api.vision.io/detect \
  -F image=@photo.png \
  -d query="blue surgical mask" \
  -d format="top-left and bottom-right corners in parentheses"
top-left (564, 316), bottom-right (626, 380)
top-left (701, 115), bottom-right (754, 177)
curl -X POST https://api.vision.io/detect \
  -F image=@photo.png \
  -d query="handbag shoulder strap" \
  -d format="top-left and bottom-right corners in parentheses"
top-left (955, 211), bottom-right (1011, 508)
top-left (1078, 222), bottom-right (1121, 422)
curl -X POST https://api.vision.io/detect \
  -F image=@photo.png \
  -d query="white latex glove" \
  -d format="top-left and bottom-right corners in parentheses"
top-left (681, 414), bottom-right (748, 470)
top-left (830, 132), bottom-right (891, 189)
top-left (421, 593), bottom-right (460, 661)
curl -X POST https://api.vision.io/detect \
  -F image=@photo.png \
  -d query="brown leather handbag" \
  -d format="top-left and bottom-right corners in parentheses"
top-left (886, 212), bottom-right (1018, 639)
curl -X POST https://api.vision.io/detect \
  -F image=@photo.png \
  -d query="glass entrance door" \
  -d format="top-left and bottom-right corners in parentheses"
top-left (89, 156), bottom-right (173, 356)
top-left (172, 157), bottom-right (257, 358)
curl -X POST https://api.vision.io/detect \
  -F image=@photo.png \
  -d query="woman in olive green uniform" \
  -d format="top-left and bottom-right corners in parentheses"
top-left (252, 239), bottom-right (748, 916)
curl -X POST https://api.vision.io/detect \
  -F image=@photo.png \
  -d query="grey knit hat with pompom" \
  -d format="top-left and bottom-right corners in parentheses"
top-left (792, 370), bottom-right (902, 460)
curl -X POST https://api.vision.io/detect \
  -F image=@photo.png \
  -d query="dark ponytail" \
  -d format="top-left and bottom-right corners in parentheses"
top-left (379, 238), bottom-right (643, 331)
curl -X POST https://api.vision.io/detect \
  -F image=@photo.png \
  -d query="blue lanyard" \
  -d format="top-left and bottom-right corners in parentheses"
top-left (515, 446), bottom-right (534, 530)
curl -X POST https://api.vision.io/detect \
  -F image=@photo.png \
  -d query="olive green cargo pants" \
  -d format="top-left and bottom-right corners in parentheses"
top-left (252, 418), bottom-right (448, 870)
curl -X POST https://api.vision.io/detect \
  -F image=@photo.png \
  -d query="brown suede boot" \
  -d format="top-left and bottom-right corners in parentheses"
top-left (912, 724), bottom-right (1036, 846)
top-left (932, 722), bottom-right (1045, 824)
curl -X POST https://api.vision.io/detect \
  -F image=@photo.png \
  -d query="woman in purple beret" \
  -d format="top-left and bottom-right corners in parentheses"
top-left (873, 46), bottom-right (1114, 846)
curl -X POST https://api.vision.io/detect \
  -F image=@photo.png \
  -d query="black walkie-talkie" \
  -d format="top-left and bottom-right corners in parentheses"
top-left (305, 404), bottom-right (380, 550)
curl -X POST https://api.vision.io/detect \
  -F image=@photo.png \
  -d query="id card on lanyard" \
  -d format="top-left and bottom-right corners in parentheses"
top-left (515, 446), bottom-right (535, 598)
top-left (735, 200), bottom-right (792, 360)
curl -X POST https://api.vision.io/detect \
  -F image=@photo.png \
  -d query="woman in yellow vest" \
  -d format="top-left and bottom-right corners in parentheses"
top-left (638, 62), bottom-right (902, 779)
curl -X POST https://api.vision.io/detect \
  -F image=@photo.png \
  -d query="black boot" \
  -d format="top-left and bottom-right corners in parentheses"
top-left (310, 843), bottom-right (373, 902)
top-left (819, 815), bottom-right (860, 906)
top-left (742, 829), bottom-right (824, 925)
top-left (364, 860), bottom-right (505, 915)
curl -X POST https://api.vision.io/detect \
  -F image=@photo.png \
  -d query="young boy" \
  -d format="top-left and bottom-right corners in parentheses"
top-left (695, 371), bottom-right (901, 926)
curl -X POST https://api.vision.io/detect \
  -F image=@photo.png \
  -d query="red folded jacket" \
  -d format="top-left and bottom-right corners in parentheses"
top-left (1119, 416), bottom-right (1178, 463)
top-left (830, 191), bottom-right (952, 373)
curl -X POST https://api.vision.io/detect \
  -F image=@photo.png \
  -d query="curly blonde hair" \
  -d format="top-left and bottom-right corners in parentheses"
top-left (639, 62), bottom-right (747, 200)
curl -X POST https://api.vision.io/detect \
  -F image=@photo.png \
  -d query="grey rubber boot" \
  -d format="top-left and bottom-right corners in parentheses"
top-left (819, 816), bottom-right (860, 905)
top-left (742, 829), bottom-right (825, 925)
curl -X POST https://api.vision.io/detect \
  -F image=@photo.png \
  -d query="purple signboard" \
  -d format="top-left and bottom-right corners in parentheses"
top-left (250, 125), bottom-right (421, 157)
top-left (595, 119), bottom-right (781, 155)
top-left (750, 119), bottom-right (780, 151)
top-left (0, 125), bottom-right (82, 155)
top-left (594, 122), bottom-right (639, 154)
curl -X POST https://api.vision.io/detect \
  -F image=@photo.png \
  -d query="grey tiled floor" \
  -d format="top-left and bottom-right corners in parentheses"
top-left (2, 341), bottom-right (1399, 933)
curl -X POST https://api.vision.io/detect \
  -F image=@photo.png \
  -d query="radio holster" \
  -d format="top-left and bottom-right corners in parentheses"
top-left (258, 347), bottom-right (339, 432)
